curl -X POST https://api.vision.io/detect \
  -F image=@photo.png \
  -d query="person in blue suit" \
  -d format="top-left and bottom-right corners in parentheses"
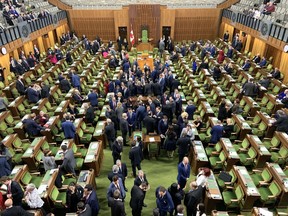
top-left (26, 84), bottom-right (40, 103)
top-left (127, 108), bottom-right (136, 137)
top-left (107, 175), bottom-right (126, 201)
top-left (71, 71), bottom-right (81, 91)
top-left (61, 116), bottom-right (76, 139)
top-left (136, 102), bottom-right (146, 130)
top-left (242, 60), bottom-right (251, 71)
top-left (158, 73), bottom-right (166, 95)
top-left (87, 89), bottom-right (98, 107)
top-left (226, 46), bottom-right (233, 59)
top-left (22, 114), bottom-right (44, 137)
top-left (129, 141), bottom-right (142, 178)
top-left (258, 57), bottom-right (267, 68)
top-left (185, 101), bottom-right (197, 120)
top-left (210, 120), bottom-right (224, 144)
top-left (84, 184), bottom-right (100, 216)
top-left (177, 157), bottom-right (190, 190)
top-left (0, 157), bottom-right (11, 177)
top-left (155, 186), bottom-right (174, 216)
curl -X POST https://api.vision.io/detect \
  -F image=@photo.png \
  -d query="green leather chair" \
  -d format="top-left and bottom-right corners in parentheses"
top-left (142, 30), bottom-right (148, 43)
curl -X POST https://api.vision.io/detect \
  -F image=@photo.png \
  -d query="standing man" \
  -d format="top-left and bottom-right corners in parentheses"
top-left (108, 190), bottom-right (126, 216)
top-left (184, 181), bottom-right (203, 216)
top-left (107, 175), bottom-right (126, 201)
top-left (129, 141), bottom-right (142, 178)
top-left (59, 144), bottom-right (76, 176)
top-left (134, 170), bottom-right (149, 207)
top-left (159, 39), bottom-right (165, 58)
top-left (0, 176), bottom-right (24, 206)
top-left (116, 160), bottom-right (128, 192)
top-left (71, 71), bottom-right (81, 91)
top-left (177, 157), bottom-right (190, 190)
top-left (176, 131), bottom-right (191, 164)
top-left (120, 113), bottom-right (129, 146)
top-left (105, 119), bottom-right (116, 150)
top-left (127, 107), bottom-right (136, 137)
top-left (156, 186), bottom-right (174, 216)
top-left (130, 182), bottom-right (148, 216)
top-left (61, 116), bottom-right (76, 139)
top-left (112, 136), bottom-right (123, 164)
top-left (83, 184), bottom-right (100, 216)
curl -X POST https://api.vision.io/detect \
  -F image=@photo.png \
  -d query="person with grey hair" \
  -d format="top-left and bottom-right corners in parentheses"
top-left (108, 164), bottom-right (122, 182)
top-left (24, 183), bottom-right (44, 209)
top-left (112, 136), bottom-right (123, 164)
top-left (120, 113), bottom-right (129, 146)
top-left (105, 118), bottom-right (116, 150)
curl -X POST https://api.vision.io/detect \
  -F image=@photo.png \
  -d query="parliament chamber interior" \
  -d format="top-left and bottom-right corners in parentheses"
top-left (1, 0), bottom-right (288, 215)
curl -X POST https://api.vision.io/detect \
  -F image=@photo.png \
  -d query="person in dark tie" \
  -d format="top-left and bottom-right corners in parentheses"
top-left (134, 170), bottom-right (149, 207)
top-left (129, 140), bottom-right (142, 178)
top-left (127, 107), bottom-right (136, 137)
top-left (107, 175), bottom-right (126, 202)
top-left (16, 75), bottom-right (26, 95)
top-left (130, 182), bottom-right (148, 216)
top-left (112, 136), bottom-right (123, 164)
top-left (0, 176), bottom-right (24, 206)
top-left (83, 184), bottom-right (100, 216)
top-left (108, 189), bottom-right (126, 216)
top-left (116, 160), bottom-right (128, 192)
top-left (177, 157), bottom-right (191, 190)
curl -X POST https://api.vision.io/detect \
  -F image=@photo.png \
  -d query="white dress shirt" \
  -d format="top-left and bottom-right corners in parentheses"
top-left (26, 188), bottom-right (44, 208)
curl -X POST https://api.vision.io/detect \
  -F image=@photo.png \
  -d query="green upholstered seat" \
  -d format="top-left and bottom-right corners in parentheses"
top-left (251, 167), bottom-right (273, 186)
top-left (252, 121), bottom-right (267, 138)
top-left (222, 185), bottom-right (244, 209)
top-left (233, 138), bottom-right (250, 152)
top-left (142, 30), bottom-right (148, 43)
top-left (258, 180), bottom-right (281, 205)
top-left (8, 148), bottom-right (23, 164)
top-left (205, 142), bottom-right (222, 157)
top-left (13, 137), bottom-right (30, 151)
top-left (263, 136), bottom-right (280, 150)
top-left (81, 122), bottom-right (95, 134)
top-left (209, 151), bottom-right (226, 170)
top-left (78, 128), bottom-right (92, 144)
top-left (0, 121), bottom-right (14, 137)
top-left (246, 114), bottom-right (261, 128)
top-left (216, 169), bottom-right (237, 189)
top-left (238, 147), bottom-right (257, 166)
top-left (20, 171), bottom-right (43, 188)
top-left (198, 127), bottom-right (211, 143)
top-left (271, 146), bottom-right (288, 165)
top-left (49, 186), bottom-right (66, 208)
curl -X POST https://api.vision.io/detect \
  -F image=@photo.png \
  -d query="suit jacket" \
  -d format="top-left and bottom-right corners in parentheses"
top-left (108, 197), bottom-right (126, 216)
top-left (184, 187), bottom-right (203, 216)
top-left (105, 123), bottom-right (116, 141)
top-left (130, 185), bottom-right (144, 211)
top-left (210, 125), bottom-right (224, 144)
top-left (152, 82), bottom-right (162, 96)
top-left (1, 206), bottom-right (33, 216)
top-left (22, 118), bottom-right (43, 137)
top-left (9, 181), bottom-right (24, 206)
top-left (85, 107), bottom-right (95, 124)
top-left (78, 204), bottom-right (92, 216)
top-left (158, 120), bottom-right (169, 135)
top-left (27, 87), bottom-right (40, 103)
top-left (61, 121), bottom-right (76, 139)
top-left (185, 105), bottom-right (196, 120)
top-left (134, 174), bottom-right (149, 186)
top-left (143, 116), bottom-right (156, 134)
top-left (41, 85), bottom-right (50, 98)
top-left (0, 157), bottom-right (11, 177)
top-left (16, 79), bottom-right (26, 95)
top-left (60, 79), bottom-right (71, 93)
top-left (108, 172), bottom-right (123, 182)
top-left (273, 115), bottom-right (288, 133)
top-left (177, 137), bottom-right (191, 155)
top-left (60, 149), bottom-right (76, 174)
top-left (136, 105), bottom-right (146, 121)
top-left (88, 92), bottom-right (98, 107)
top-left (118, 163), bottom-right (128, 178)
top-left (129, 146), bottom-right (142, 165)
top-left (72, 74), bottom-right (80, 87)
top-left (127, 112), bottom-right (136, 125)
top-left (107, 179), bottom-right (126, 201)
top-left (86, 190), bottom-right (100, 216)
top-left (177, 162), bottom-right (191, 185)
top-left (120, 118), bottom-right (128, 133)
top-left (112, 141), bottom-right (122, 158)
top-left (144, 83), bottom-right (153, 96)
top-left (242, 82), bottom-right (257, 97)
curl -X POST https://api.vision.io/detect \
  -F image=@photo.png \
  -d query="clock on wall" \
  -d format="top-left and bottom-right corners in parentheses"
top-left (1, 47), bottom-right (7, 55)
top-left (284, 44), bottom-right (288, 53)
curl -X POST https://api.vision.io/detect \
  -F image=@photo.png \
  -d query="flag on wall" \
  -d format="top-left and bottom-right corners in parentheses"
top-left (130, 25), bottom-right (135, 46)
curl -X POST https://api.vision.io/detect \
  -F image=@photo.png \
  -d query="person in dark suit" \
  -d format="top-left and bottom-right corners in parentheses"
top-left (71, 71), bottom-right (81, 90)
top-left (242, 59), bottom-right (251, 71)
top-left (84, 103), bottom-right (96, 126)
top-left (77, 201), bottom-right (92, 216)
top-left (40, 82), bottom-right (50, 99)
top-left (127, 108), bottom-right (136, 137)
top-left (156, 186), bottom-right (174, 216)
top-left (168, 183), bottom-right (184, 216)
top-left (129, 141), bottom-right (142, 177)
top-left (107, 175), bottom-right (126, 201)
top-left (60, 144), bottom-right (76, 176)
top-left (134, 170), bottom-right (149, 207)
top-left (112, 137), bottom-right (123, 164)
top-left (130, 182), bottom-right (148, 216)
top-left (0, 176), bottom-right (24, 206)
top-left (184, 182), bottom-right (203, 216)
top-left (0, 157), bottom-right (11, 177)
top-left (152, 82), bottom-right (162, 96)
top-left (66, 182), bottom-right (84, 213)
top-left (120, 113), bottom-right (129, 146)
top-left (136, 102), bottom-right (146, 130)
top-left (60, 76), bottom-right (71, 93)
top-left (144, 80), bottom-right (153, 96)
top-left (108, 189), bottom-right (126, 216)
top-left (252, 53), bottom-right (261, 64)
top-left (226, 46), bottom-right (233, 58)
top-left (185, 101), bottom-right (197, 120)
top-left (212, 64), bottom-right (221, 81)
top-left (61, 116), bottom-right (76, 139)
top-left (272, 113), bottom-right (288, 133)
top-left (22, 114), bottom-right (44, 137)
top-left (108, 165), bottom-right (123, 183)
top-left (105, 119), bottom-right (116, 150)
top-left (83, 184), bottom-right (100, 216)
top-left (223, 31), bottom-right (229, 42)
top-left (210, 120), bottom-right (224, 144)
top-left (177, 157), bottom-right (191, 190)
top-left (1, 199), bottom-right (33, 216)
top-left (88, 89), bottom-right (98, 107)
top-left (26, 84), bottom-right (40, 103)
top-left (242, 78), bottom-right (258, 98)
top-left (116, 160), bottom-right (128, 192)
top-left (143, 113), bottom-right (156, 135)
top-left (16, 75), bottom-right (26, 95)
top-left (271, 67), bottom-right (281, 79)
top-left (176, 131), bottom-right (191, 164)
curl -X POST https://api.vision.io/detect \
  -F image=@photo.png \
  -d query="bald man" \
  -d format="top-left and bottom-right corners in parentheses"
top-left (1, 199), bottom-right (33, 216)
top-left (177, 157), bottom-right (191, 190)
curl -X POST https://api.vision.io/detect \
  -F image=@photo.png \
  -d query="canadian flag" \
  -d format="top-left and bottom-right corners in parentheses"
top-left (130, 25), bottom-right (135, 46)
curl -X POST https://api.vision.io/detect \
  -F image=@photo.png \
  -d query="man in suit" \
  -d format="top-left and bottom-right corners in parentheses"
top-left (112, 136), bottom-right (123, 164)
top-left (184, 181), bottom-right (203, 216)
top-left (0, 176), bottom-right (24, 206)
top-left (61, 116), bottom-right (76, 139)
top-left (129, 141), bottom-right (142, 178)
top-left (156, 186), bottom-right (174, 216)
top-left (83, 184), bottom-right (100, 216)
top-left (40, 82), bottom-right (50, 99)
top-left (158, 73), bottom-right (166, 94)
top-left (144, 80), bottom-right (153, 96)
top-left (22, 114), bottom-right (44, 137)
top-left (105, 118), bottom-right (116, 150)
top-left (116, 160), bottom-right (128, 192)
top-left (84, 103), bottom-right (96, 126)
top-left (108, 189), bottom-right (126, 216)
top-left (26, 84), bottom-right (40, 103)
top-left (210, 120), bottom-right (224, 144)
top-left (271, 67), bottom-right (281, 79)
top-left (108, 165), bottom-right (123, 182)
top-left (242, 59), bottom-right (251, 71)
top-left (59, 144), bottom-right (76, 176)
top-left (130, 182), bottom-right (148, 216)
top-left (242, 78), bottom-right (258, 98)
top-left (60, 76), bottom-right (71, 93)
top-left (127, 108), bottom-right (136, 137)
top-left (136, 102), bottom-right (146, 130)
top-left (177, 157), bottom-right (191, 190)
top-left (120, 113), bottom-right (129, 146)
top-left (143, 112), bottom-right (156, 135)
top-left (77, 201), bottom-right (92, 216)
top-left (88, 89), bottom-right (98, 107)
top-left (185, 100), bottom-right (197, 120)
top-left (71, 71), bottom-right (81, 91)
top-left (272, 112), bottom-right (288, 133)
top-left (107, 175), bottom-right (126, 202)
top-left (134, 170), bottom-right (149, 207)
top-left (158, 115), bottom-right (169, 150)
top-left (16, 75), bottom-right (26, 95)
top-left (176, 131), bottom-right (191, 164)
top-left (1, 199), bottom-right (33, 216)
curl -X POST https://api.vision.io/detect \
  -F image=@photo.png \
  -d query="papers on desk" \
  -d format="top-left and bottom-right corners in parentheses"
top-left (275, 167), bottom-right (283, 174)
top-left (86, 155), bottom-right (94, 161)
top-left (49, 169), bottom-right (58, 175)
top-left (247, 187), bottom-right (258, 194)
top-left (211, 194), bottom-right (221, 199)
top-left (194, 141), bottom-right (202, 145)
top-left (25, 148), bottom-right (33, 154)
top-left (229, 151), bottom-right (238, 157)
top-left (239, 168), bottom-right (249, 175)
top-left (38, 185), bottom-right (47, 195)
top-left (258, 208), bottom-right (273, 216)
top-left (149, 137), bottom-right (155, 142)
top-left (98, 122), bottom-right (104, 126)
top-left (11, 167), bottom-right (21, 175)
top-left (96, 130), bottom-right (102, 134)
top-left (195, 145), bottom-right (202, 150)
top-left (284, 180), bottom-right (288, 188)
top-left (91, 142), bottom-right (98, 150)
top-left (260, 146), bottom-right (268, 152)
top-left (197, 153), bottom-right (206, 159)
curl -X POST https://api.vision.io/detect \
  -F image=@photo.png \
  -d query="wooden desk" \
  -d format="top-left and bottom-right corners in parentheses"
top-left (220, 138), bottom-right (239, 171)
top-left (84, 141), bottom-right (103, 177)
top-left (54, 139), bottom-right (74, 163)
top-left (242, 96), bottom-right (260, 117)
top-left (195, 89), bottom-right (207, 105)
top-left (233, 166), bottom-right (260, 210)
top-left (267, 163), bottom-right (288, 207)
top-left (200, 101), bottom-right (215, 122)
top-left (251, 207), bottom-right (273, 216)
top-left (247, 135), bottom-right (271, 168)
top-left (77, 169), bottom-right (96, 189)
top-left (205, 171), bottom-right (223, 213)
top-left (10, 165), bottom-right (26, 182)
top-left (137, 55), bottom-right (153, 70)
top-left (211, 210), bottom-right (230, 216)
top-left (266, 93), bottom-right (284, 114)
top-left (13, 114), bottom-right (30, 139)
top-left (222, 74), bottom-right (236, 90)
top-left (188, 79), bottom-right (200, 92)
top-left (232, 114), bottom-right (252, 140)
top-left (54, 100), bottom-right (70, 119)
top-left (8, 96), bottom-right (25, 117)
top-left (213, 86), bottom-right (226, 104)
top-left (257, 111), bottom-right (276, 138)
top-left (31, 98), bottom-right (49, 115)
top-left (190, 140), bottom-right (209, 174)
top-left (100, 105), bottom-right (109, 120)
top-left (40, 115), bottom-right (60, 142)
top-left (93, 121), bottom-right (106, 148)
top-left (143, 135), bottom-right (161, 155)
top-left (276, 131), bottom-right (288, 148)
top-left (205, 77), bottom-right (218, 91)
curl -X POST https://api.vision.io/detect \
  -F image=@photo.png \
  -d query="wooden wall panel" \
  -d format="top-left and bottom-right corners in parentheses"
top-left (251, 38), bottom-right (266, 57)
top-left (113, 7), bottom-right (129, 39)
top-left (174, 9), bottom-right (221, 41)
top-left (23, 41), bottom-right (34, 56)
top-left (160, 7), bottom-right (175, 39)
top-left (68, 10), bottom-right (115, 41)
top-left (37, 36), bottom-right (45, 53)
top-left (0, 54), bottom-right (10, 84)
top-left (266, 45), bottom-right (282, 67)
top-left (48, 31), bottom-right (55, 48)
top-left (280, 52), bottom-right (288, 84)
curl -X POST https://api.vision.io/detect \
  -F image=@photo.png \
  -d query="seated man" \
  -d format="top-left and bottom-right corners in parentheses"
top-left (22, 114), bottom-right (45, 137)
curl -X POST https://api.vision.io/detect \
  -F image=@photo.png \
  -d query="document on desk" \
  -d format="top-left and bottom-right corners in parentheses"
top-left (149, 137), bottom-right (155, 142)
top-left (49, 169), bottom-right (58, 175)
top-left (86, 155), bottom-right (94, 161)
top-left (38, 185), bottom-right (47, 195)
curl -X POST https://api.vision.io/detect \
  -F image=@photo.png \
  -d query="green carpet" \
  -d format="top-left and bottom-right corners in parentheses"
top-left (95, 146), bottom-right (195, 216)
